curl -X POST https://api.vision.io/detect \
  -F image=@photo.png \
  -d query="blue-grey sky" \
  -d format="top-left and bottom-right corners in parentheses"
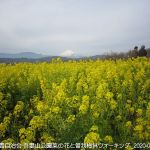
top-left (0, 0), bottom-right (150, 56)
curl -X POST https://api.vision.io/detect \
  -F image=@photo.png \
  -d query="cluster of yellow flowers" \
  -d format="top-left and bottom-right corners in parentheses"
top-left (84, 125), bottom-right (100, 144)
top-left (79, 95), bottom-right (89, 115)
top-left (0, 57), bottom-right (149, 145)
top-left (0, 113), bottom-right (12, 138)
top-left (19, 127), bottom-right (35, 143)
top-left (13, 101), bottom-right (24, 117)
top-left (29, 116), bottom-right (45, 130)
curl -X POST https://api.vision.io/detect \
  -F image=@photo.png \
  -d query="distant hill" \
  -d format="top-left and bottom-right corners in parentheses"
top-left (0, 56), bottom-right (73, 63)
top-left (0, 55), bottom-right (107, 63)
top-left (89, 55), bottom-right (107, 59)
top-left (0, 49), bottom-right (149, 63)
top-left (0, 52), bottom-right (45, 59)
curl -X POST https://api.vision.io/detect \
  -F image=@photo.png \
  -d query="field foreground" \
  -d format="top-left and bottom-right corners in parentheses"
top-left (0, 58), bottom-right (150, 149)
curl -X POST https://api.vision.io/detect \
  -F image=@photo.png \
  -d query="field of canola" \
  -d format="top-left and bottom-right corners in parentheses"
top-left (0, 57), bottom-right (150, 149)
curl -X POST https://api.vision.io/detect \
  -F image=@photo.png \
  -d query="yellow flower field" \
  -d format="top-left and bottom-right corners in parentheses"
top-left (0, 57), bottom-right (150, 149)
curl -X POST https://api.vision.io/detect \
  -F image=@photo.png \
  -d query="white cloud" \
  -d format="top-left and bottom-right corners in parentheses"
top-left (60, 50), bottom-right (75, 57)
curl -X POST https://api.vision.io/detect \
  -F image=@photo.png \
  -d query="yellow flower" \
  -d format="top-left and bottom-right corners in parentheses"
top-left (50, 106), bottom-right (61, 114)
top-left (134, 125), bottom-right (143, 133)
top-left (125, 104), bottom-right (131, 110)
top-left (13, 101), bottom-right (24, 117)
top-left (3, 116), bottom-right (11, 125)
top-left (82, 95), bottom-right (89, 105)
top-left (125, 121), bottom-right (132, 129)
top-left (19, 128), bottom-right (26, 138)
top-left (84, 132), bottom-right (100, 143)
top-left (66, 115), bottom-right (76, 123)
top-left (129, 107), bottom-right (135, 114)
top-left (79, 96), bottom-right (90, 114)
top-left (41, 133), bottom-right (54, 143)
top-left (126, 145), bottom-right (133, 150)
top-left (110, 100), bottom-right (117, 110)
top-left (127, 100), bottom-right (132, 104)
top-left (136, 118), bottom-right (143, 124)
top-left (37, 101), bottom-right (44, 111)
top-left (104, 135), bottom-right (113, 144)
top-left (19, 127), bottom-right (35, 142)
top-left (106, 92), bottom-right (114, 100)
top-left (0, 123), bottom-right (7, 136)
top-left (29, 116), bottom-right (44, 129)
top-left (2, 138), bottom-right (14, 144)
top-left (92, 112), bottom-right (100, 119)
top-left (136, 109), bottom-right (143, 116)
top-left (116, 115), bottom-right (122, 121)
top-left (79, 104), bottom-right (88, 114)
top-left (90, 125), bottom-right (99, 132)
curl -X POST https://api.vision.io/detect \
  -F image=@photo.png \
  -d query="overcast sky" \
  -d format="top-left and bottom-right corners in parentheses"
top-left (0, 0), bottom-right (150, 56)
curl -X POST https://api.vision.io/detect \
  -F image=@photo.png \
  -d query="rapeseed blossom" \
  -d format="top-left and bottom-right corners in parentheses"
top-left (0, 57), bottom-right (149, 144)
top-left (104, 135), bottom-right (113, 144)
top-left (84, 132), bottom-right (100, 144)
top-left (125, 121), bottom-right (132, 129)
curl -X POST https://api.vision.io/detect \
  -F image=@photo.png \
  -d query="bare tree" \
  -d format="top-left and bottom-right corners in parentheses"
top-left (139, 45), bottom-right (147, 57)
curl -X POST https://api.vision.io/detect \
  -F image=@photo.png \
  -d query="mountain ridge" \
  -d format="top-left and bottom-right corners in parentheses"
top-left (0, 52), bottom-right (46, 59)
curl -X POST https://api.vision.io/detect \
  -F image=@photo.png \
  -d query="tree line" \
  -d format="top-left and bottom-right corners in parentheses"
top-left (105, 45), bottom-right (150, 60)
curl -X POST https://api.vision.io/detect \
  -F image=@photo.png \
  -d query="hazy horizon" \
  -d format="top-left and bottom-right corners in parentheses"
top-left (0, 0), bottom-right (150, 57)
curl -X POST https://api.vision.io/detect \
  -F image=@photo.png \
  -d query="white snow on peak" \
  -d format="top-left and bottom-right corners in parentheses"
top-left (60, 50), bottom-right (75, 57)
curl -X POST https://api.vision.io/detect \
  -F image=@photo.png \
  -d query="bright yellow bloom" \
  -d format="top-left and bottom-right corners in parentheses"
top-left (82, 95), bottom-right (89, 104)
top-left (136, 109), bottom-right (143, 116)
top-left (19, 128), bottom-right (26, 136)
top-left (126, 145), bottom-right (133, 150)
top-left (110, 100), bottom-right (117, 110)
top-left (104, 135), bottom-right (113, 144)
top-left (0, 123), bottom-right (7, 137)
top-left (136, 118), bottom-right (143, 124)
top-left (79, 95), bottom-right (90, 114)
top-left (92, 112), bottom-right (100, 119)
top-left (90, 125), bottom-right (99, 132)
top-left (79, 104), bottom-right (88, 114)
top-left (134, 125), bottom-right (143, 133)
top-left (50, 106), bottom-right (61, 114)
top-left (106, 92), bottom-right (114, 100)
top-left (37, 101), bottom-right (44, 112)
top-left (66, 115), bottom-right (76, 123)
top-left (13, 101), bottom-right (24, 117)
top-left (0, 57), bottom-right (149, 144)
top-left (29, 116), bottom-right (45, 129)
top-left (125, 121), bottom-right (132, 129)
top-left (84, 132), bottom-right (100, 144)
